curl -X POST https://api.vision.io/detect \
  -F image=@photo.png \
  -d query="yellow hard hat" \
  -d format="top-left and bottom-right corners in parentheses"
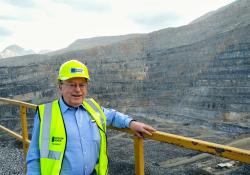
top-left (58, 60), bottom-right (90, 81)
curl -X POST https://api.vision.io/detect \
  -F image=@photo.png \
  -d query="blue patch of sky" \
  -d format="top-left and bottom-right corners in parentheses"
top-left (130, 12), bottom-right (182, 29)
top-left (0, 26), bottom-right (12, 37)
top-left (52, 0), bottom-right (111, 12)
top-left (3, 0), bottom-right (36, 8)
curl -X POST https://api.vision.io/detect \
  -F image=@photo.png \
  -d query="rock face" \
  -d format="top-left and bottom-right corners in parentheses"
top-left (1, 0), bottom-right (250, 174)
top-left (0, 0), bottom-right (250, 139)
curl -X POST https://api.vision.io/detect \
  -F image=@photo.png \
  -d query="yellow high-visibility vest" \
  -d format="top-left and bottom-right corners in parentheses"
top-left (38, 98), bottom-right (108, 175)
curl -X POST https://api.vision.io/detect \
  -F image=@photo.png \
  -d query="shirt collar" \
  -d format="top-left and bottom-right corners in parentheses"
top-left (59, 96), bottom-right (85, 114)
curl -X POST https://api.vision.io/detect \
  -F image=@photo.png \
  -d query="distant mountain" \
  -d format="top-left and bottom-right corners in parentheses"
top-left (48, 34), bottom-right (144, 55)
top-left (144, 0), bottom-right (250, 52)
top-left (0, 45), bottom-right (35, 59)
top-left (38, 49), bottom-right (52, 54)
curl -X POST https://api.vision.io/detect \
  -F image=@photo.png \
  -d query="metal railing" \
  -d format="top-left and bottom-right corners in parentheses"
top-left (0, 97), bottom-right (250, 175)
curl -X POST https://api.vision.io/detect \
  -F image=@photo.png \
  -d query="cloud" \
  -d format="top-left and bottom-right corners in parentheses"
top-left (2, 0), bottom-right (36, 8)
top-left (0, 0), bottom-right (37, 23)
top-left (130, 12), bottom-right (182, 30)
top-left (52, 0), bottom-right (111, 12)
top-left (0, 15), bottom-right (31, 21)
top-left (0, 26), bottom-right (12, 37)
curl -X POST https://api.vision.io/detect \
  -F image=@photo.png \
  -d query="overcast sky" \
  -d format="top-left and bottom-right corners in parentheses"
top-left (0, 0), bottom-right (236, 52)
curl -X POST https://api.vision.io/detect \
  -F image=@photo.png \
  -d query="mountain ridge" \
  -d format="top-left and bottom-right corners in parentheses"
top-left (48, 33), bottom-right (144, 56)
top-left (0, 44), bottom-right (35, 59)
top-left (2, 0), bottom-right (248, 60)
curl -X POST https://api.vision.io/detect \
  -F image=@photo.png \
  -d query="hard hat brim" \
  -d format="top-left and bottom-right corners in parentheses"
top-left (58, 75), bottom-right (90, 81)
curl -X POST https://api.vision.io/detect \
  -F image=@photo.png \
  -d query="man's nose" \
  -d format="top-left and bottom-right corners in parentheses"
top-left (75, 85), bottom-right (81, 91)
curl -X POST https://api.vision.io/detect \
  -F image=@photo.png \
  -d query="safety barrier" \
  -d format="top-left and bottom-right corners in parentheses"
top-left (0, 97), bottom-right (250, 175)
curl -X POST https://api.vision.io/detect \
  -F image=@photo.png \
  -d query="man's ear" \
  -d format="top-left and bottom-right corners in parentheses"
top-left (59, 83), bottom-right (63, 90)
top-left (58, 81), bottom-right (62, 90)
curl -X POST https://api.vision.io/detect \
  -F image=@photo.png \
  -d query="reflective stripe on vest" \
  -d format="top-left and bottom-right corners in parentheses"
top-left (84, 98), bottom-right (106, 132)
top-left (40, 103), bottom-right (61, 160)
top-left (38, 98), bottom-right (108, 175)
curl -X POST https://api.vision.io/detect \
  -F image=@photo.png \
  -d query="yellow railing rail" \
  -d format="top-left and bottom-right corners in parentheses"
top-left (0, 124), bottom-right (30, 144)
top-left (0, 97), bottom-right (37, 109)
top-left (0, 97), bottom-right (250, 175)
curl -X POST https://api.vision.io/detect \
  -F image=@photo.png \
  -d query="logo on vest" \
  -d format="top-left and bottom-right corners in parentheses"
top-left (51, 136), bottom-right (64, 145)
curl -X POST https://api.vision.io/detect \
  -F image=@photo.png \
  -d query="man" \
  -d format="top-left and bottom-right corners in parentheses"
top-left (26, 60), bottom-right (156, 175)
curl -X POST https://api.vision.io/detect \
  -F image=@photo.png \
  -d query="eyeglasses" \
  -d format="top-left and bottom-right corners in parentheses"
top-left (62, 82), bottom-right (88, 89)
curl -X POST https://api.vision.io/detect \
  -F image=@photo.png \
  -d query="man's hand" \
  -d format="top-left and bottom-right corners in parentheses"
top-left (129, 121), bottom-right (156, 138)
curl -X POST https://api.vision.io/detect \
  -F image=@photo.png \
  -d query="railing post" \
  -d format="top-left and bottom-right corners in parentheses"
top-left (134, 137), bottom-right (144, 175)
top-left (20, 105), bottom-right (29, 170)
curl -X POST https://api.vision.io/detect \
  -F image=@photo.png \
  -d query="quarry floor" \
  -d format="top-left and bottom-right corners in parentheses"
top-left (0, 114), bottom-right (250, 175)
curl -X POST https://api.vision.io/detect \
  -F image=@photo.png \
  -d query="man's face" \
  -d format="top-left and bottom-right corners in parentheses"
top-left (60, 77), bottom-right (88, 107)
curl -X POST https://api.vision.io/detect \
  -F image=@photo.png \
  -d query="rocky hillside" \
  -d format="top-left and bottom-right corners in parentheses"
top-left (0, 0), bottom-right (249, 139)
top-left (48, 33), bottom-right (143, 55)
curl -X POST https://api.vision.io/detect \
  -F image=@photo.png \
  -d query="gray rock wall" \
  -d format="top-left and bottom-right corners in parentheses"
top-left (1, 0), bottom-right (250, 145)
top-left (1, 25), bottom-right (250, 136)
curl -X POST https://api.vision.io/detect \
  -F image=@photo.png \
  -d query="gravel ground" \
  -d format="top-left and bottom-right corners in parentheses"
top-left (1, 144), bottom-right (249, 175)
top-left (1, 125), bottom-right (249, 175)
top-left (0, 145), bottom-right (24, 175)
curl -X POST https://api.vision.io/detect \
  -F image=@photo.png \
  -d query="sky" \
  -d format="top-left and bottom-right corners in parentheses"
top-left (0, 0), bottom-right (236, 52)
